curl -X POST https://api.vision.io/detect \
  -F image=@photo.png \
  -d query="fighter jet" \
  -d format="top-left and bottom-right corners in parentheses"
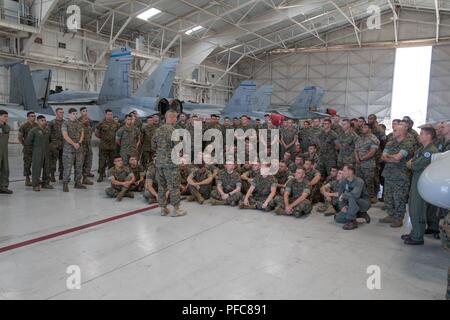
top-left (48, 47), bottom-right (179, 121)
top-left (0, 61), bottom-right (55, 124)
top-left (270, 86), bottom-right (331, 119)
top-left (180, 80), bottom-right (273, 119)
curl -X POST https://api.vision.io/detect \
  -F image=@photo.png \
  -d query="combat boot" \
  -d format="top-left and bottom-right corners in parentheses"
top-left (116, 188), bottom-right (128, 201)
top-left (404, 238), bottom-right (424, 245)
top-left (0, 187), bottom-right (13, 194)
top-left (82, 177), bottom-right (94, 185)
top-left (379, 215), bottom-right (395, 223)
top-left (74, 182), bottom-right (87, 189)
top-left (390, 219), bottom-right (403, 228)
top-left (316, 203), bottom-right (328, 213)
top-left (87, 173), bottom-right (95, 178)
top-left (190, 189), bottom-right (205, 204)
top-left (274, 207), bottom-right (285, 215)
top-left (126, 191), bottom-right (134, 198)
top-left (50, 173), bottom-right (56, 183)
top-left (161, 207), bottom-right (170, 216)
top-left (59, 172), bottom-right (63, 180)
top-left (324, 205), bottom-right (337, 216)
top-left (343, 220), bottom-right (358, 230)
top-left (187, 195), bottom-right (196, 202)
top-left (97, 175), bottom-right (104, 183)
top-left (370, 196), bottom-right (377, 204)
top-left (210, 199), bottom-right (226, 206)
top-left (25, 176), bottom-right (32, 187)
top-left (171, 207), bottom-right (187, 217)
top-left (357, 212), bottom-right (371, 224)
top-left (63, 183), bottom-right (69, 192)
top-left (41, 184), bottom-right (54, 190)
top-left (33, 186), bottom-right (40, 192)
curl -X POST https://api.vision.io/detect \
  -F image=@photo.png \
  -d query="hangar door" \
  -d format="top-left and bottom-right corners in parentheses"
top-left (427, 45), bottom-right (450, 121)
top-left (251, 48), bottom-right (396, 120)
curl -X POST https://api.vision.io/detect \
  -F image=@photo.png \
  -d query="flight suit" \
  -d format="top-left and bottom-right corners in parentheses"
top-left (26, 126), bottom-right (51, 187)
top-left (408, 143), bottom-right (439, 242)
top-left (0, 122), bottom-right (10, 190)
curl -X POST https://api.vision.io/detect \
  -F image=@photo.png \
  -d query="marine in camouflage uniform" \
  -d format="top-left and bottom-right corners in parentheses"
top-left (116, 118), bottom-right (140, 165)
top-left (18, 116), bottom-right (37, 185)
top-left (337, 121), bottom-right (358, 168)
top-left (128, 157), bottom-right (145, 192)
top-left (96, 115), bottom-right (120, 182)
top-left (179, 162), bottom-right (192, 195)
top-left (151, 112), bottom-right (184, 214)
top-left (210, 165), bottom-right (243, 206)
top-left (239, 171), bottom-right (277, 211)
top-left (143, 162), bottom-right (158, 203)
top-left (317, 174), bottom-right (341, 215)
top-left (380, 131), bottom-right (414, 226)
top-left (81, 117), bottom-right (94, 185)
top-left (48, 114), bottom-right (65, 181)
top-left (62, 114), bottom-right (85, 190)
top-left (105, 163), bottom-right (135, 200)
top-left (354, 125), bottom-right (380, 201)
top-left (275, 161), bottom-right (291, 195)
top-left (280, 120), bottom-right (298, 159)
top-left (240, 165), bottom-right (260, 194)
top-left (303, 161), bottom-right (321, 203)
top-left (141, 121), bottom-right (157, 168)
top-left (187, 165), bottom-right (213, 203)
top-left (25, 121), bottom-right (52, 190)
top-left (317, 120), bottom-right (339, 177)
top-left (274, 170), bottom-right (312, 217)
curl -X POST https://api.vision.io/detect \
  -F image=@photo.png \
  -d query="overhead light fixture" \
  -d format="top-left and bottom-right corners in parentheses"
top-left (137, 8), bottom-right (161, 21)
top-left (185, 25), bottom-right (204, 35)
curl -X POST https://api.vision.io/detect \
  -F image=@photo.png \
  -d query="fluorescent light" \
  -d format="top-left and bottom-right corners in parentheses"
top-left (137, 8), bottom-right (161, 21)
top-left (185, 25), bottom-right (204, 35)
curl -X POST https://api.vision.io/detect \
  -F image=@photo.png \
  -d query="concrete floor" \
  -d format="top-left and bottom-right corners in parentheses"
top-left (0, 142), bottom-right (448, 300)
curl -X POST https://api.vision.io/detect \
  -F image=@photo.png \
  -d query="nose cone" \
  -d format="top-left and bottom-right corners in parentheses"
top-left (418, 151), bottom-right (450, 209)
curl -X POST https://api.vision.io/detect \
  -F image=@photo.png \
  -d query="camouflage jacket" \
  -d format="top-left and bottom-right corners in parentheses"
top-left (285, 178), bottom-right (311, 199)
top-left (251, 174), bottom-right (277, 199)
top-left (108, 166), bottom-right (133, 183)
top-left (318, 129), bottom-right (338, 161)
top-left (96, 119), bottom-right (120, 150)
top-left (355, 133), bottom-right (380, 168)
top-left (141, 124), bottom-right (157, 151)
top-left (337, 130), bottom-right (359, 163)
top-left (382, 137), bottom-right (414, 180)
top-left (62, 120), bottom-right (84, 149)
top-left (216, 169), bottom-right (241, 193)
top-left (152, 124), bottom-right (177, 168)
top-left (48, 118), bottom-right (64, 147)
top-left (18, 121), bottom-right (38, 150)
top-left (116, 125), bottom-right (139, 152)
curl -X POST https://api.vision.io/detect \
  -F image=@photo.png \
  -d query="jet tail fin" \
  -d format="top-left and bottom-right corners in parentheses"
top-left (98, 47), bottom-right (132, 104)
top-left (288, 86), bottom-right (325, 118)
top-left (135, 58), bottom-right (178, 98)
top-left (222, 80), bottom-right (257, 114)
top-left (9, 63), bottom-right (40, 111)
top-left (252, 85), bottom-right (272, 113)
top-left (31, 69), bottom-right (52, 108)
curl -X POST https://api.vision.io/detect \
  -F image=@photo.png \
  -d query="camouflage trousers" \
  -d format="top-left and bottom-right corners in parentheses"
top-left (337, 156), bottom-right (355, 170)
top-left (188, 184), bottom-right (212, 199)
top-left (441, 213), bottom-right (450, 300)
top-left (318, 158), bottom-right (336, 178)
top-left (140, 150), bottom-right (154, 169)
top-left (105, 185), bottom-right (127, 198)
top-left (49, 142), bottom-right (63, 176)
top-left (82, 146), bottom-right (93, 178)
top-left (143, 189), bottom-right (158, 203)
top-left (240, 196), bottom-right (276, 211)
top-left (273, 195), bottom-right (312, 217)
top-left (356, 165), bottom-right (376, 198)
top-left (384, 177), bottom-right (410, 219)
top-left (309, 184), bottom-right (321, 204)
top-left (120, 148), bottom-right (137, 166)
top-left (98, 148), bottom-right (116, 177)
top-left (210, 187), bottom-right (243, 205)
top-left (156, 166), bottom-right (181, 208)
top-left (62, 146), bottom-right (84, 184)
top-left (23, 147), bottom-right (32, 176)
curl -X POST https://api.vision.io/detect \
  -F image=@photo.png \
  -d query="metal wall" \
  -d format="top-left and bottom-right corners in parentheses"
top-left (428, 45), bottom-right (450, 121)
top-left (242, 48), bottom-right (395, 120)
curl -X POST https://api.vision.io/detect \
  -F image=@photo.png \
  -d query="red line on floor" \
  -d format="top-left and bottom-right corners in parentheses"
top-left (0, 204), bottom-right (159, 254)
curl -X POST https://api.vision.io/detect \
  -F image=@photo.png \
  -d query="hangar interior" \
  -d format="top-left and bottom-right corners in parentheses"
top-left (0, 0), bottom-right (449, 300)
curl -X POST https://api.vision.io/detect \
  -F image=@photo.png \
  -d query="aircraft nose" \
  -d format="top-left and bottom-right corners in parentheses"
top-left (418, 151), bottom-right (450, 209)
